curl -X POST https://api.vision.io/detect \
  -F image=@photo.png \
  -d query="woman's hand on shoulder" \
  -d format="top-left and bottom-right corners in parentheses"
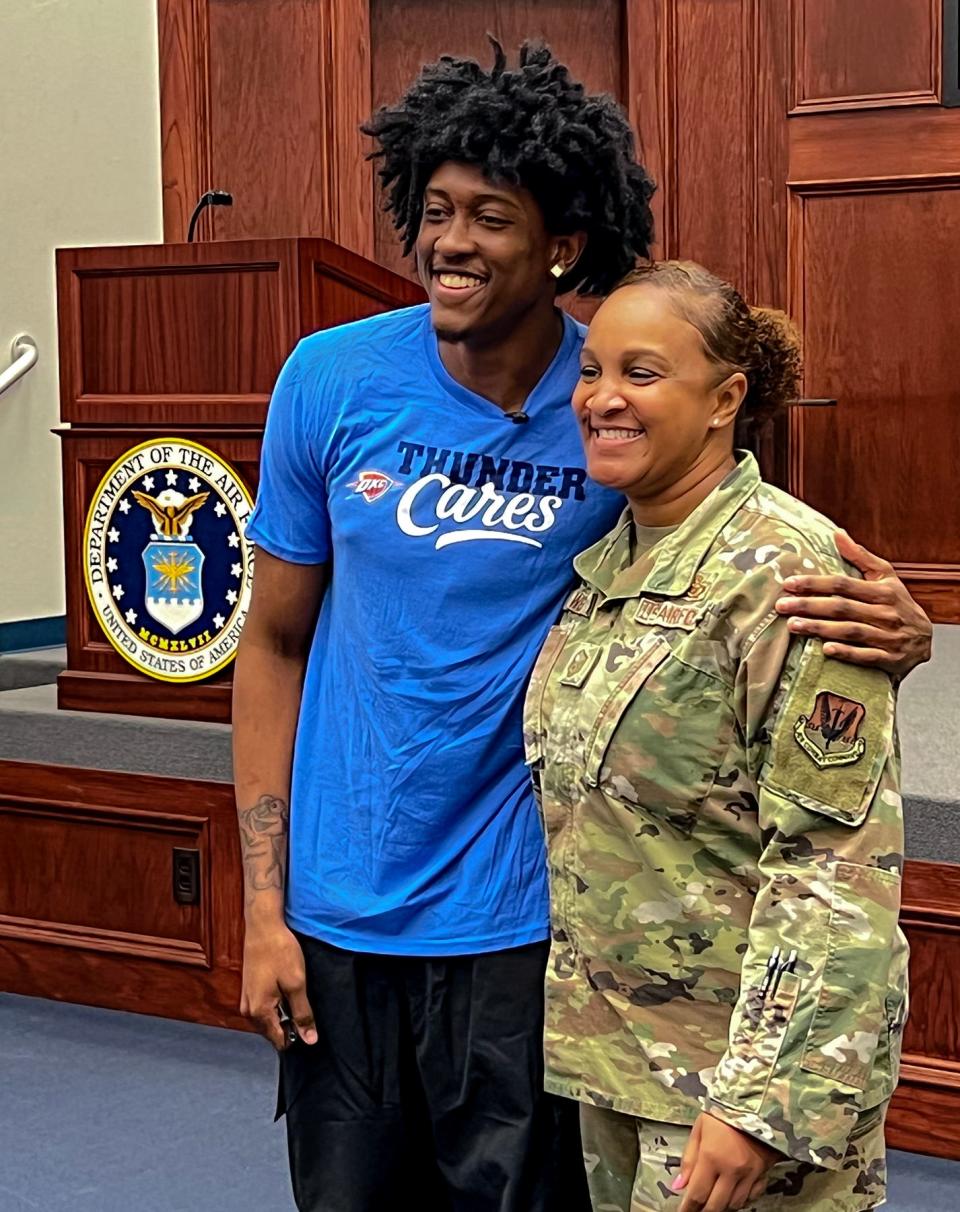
top-left (775, 530), bottom-right (932, 680)
top-left (675, 1113), bottom-right (781, 1212)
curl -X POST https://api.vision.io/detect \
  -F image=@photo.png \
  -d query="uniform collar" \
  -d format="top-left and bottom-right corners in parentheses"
top-left (574, 452), bottom-right (761, 601)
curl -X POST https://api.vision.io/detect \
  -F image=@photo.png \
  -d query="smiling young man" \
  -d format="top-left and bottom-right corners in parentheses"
top-left (232, 41), bottom-right (932, 1212)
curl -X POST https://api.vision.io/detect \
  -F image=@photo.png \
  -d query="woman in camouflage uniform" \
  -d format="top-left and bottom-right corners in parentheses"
top-left (524, 262), bottom-right (908, 1212)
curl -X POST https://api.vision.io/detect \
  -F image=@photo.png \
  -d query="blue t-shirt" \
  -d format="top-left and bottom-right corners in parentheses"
top-left (246, 304), bottom-right (622, 955)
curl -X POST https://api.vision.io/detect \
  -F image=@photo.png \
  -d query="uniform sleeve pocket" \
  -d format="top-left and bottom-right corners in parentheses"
top-left (763, 646), bottom-right (894, 827)
top-left (712, 971), bottom-right (802, 1111)
top-left (800, 861), bottom-right (902, 1093)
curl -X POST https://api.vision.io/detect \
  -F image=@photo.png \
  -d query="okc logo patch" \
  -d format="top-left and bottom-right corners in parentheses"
top-left (348, 470), bottom-right (397, 503)
top-left (82, 438), bottom-right (254, 683)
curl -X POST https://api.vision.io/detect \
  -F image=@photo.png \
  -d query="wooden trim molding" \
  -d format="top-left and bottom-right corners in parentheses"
top-left (0, 917), bottom-right (210, 967)
top-left (789, 0), bottom-right (941, 115)
top-left (894, 563), bottom-right (960, 621)
top-left (788, 173), bottom-right (960, 194)
top-left (624, 0), bottom-right (669, 259)
top-left (789, 106), bottom-right (960, 184)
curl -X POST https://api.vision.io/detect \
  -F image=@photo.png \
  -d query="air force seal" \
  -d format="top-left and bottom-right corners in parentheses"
top-left (83, 439), bottom-right (254, 683)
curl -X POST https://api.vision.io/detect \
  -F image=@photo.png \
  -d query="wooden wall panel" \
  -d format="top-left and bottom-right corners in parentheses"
top-left (669, 0), bottom-right (754, 290)
top-left (624, 0), bottom-right (669, 260)
top-left (158, 0), bottom-right (214, 242)
top-left (0, 801), bottom-right (208, 959)
top-left (206, 0), bottom-right (328, 240)
top-left (318, 0), bottom-right (375, 258)
top-left (623, 1), bottom-right (791, 307)
top-left (785, 0), bottom-right (960, 620)
top-left (0, 762), bottom-right (247, 1029)
top-left (159, 0), bottom-right (374, 255)
top-left (78, 263), bottom-right (286, 397)
top-left (4, 753), bottom-right (957, 1147)
top-left (792, 0), bottom-right (940, 112)
top-left (369, 0), bottom-right (625, 280)
top-left (888, 860), bottom-right (960, 1159)
top-left (788, 185), bottom-right (960, 620)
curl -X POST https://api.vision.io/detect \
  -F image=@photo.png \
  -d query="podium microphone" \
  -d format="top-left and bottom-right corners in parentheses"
top-left (187, 190), bottom-right (234, 242)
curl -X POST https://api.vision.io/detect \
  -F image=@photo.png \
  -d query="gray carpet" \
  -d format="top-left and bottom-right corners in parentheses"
top-left (0, 994), bottom-right (957, 1211)
top-left (0, 645), bottom-right (66, 692)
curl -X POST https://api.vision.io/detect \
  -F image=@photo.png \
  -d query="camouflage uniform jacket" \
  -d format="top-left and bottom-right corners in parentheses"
top-left (524, 453), bottom-right (909, 1169)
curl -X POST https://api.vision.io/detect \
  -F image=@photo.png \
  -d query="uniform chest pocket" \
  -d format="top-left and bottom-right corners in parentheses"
top-left (583, 635), bottom-right (733, 832)
top-left (524, 625), bottom-right (569, 770)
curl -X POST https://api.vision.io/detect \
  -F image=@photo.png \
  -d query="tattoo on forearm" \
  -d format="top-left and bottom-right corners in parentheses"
top-left (238, 794), bottom-right (289, 906)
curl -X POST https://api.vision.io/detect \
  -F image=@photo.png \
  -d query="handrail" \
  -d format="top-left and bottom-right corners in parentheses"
top-left (0, 334), bottom-right (38, 397)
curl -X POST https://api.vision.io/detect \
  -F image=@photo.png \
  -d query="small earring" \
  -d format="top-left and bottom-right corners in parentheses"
top-left (550, 263), bottom-right (565, 280)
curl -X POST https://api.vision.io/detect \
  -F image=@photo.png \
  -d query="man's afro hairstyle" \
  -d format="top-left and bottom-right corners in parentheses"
top-left (362, 38), bottom-right (656, 296)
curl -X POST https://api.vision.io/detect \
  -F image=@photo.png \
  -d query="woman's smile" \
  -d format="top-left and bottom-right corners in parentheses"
top-left (588, 421), bottom-right (647, 444)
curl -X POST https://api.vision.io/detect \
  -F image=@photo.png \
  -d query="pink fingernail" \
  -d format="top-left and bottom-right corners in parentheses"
top-left (671, 1175), bottom-right (686, 1192)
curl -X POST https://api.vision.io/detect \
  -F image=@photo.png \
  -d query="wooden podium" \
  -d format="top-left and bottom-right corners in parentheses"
top-left (56, 238), bottom-right (424, 723)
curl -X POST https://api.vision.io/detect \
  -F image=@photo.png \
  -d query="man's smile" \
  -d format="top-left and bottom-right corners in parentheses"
top-left (431, 266), bottom-right (488, 303)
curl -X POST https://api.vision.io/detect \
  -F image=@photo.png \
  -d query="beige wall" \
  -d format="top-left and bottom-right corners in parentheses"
top-left (0, 0), bottom-right (163, 625)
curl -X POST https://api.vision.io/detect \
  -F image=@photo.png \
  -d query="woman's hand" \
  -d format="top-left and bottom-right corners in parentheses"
top-left (674, 1114), bottom-right (781, 1211)
top-left (775, 530), bottom-right (932, 680)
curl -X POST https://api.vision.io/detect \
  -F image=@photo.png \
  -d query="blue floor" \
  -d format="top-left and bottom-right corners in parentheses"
top-left (0, 993), bottom-right (956, 1211)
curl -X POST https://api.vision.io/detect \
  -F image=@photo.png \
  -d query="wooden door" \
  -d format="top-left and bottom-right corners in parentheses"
top-left (612, 0), bottom-right (960, 623)
top-left (785, 1), bottom-right (960, 623)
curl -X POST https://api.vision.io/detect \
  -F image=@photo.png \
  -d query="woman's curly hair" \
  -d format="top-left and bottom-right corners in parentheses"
top-left (362, 38), bottom-right (656, 295)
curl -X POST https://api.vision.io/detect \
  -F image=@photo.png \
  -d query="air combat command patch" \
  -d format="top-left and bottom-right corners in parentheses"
top-left (83, 438), bottom-right (254, 683)
top-left (795, 690), bottom-right (867, 769)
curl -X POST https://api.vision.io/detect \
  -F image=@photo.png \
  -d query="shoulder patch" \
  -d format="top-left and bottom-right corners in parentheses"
top-left (794, 692), bottom-right (866, 769)
top-left (766, 644), bottom-right (893, 824)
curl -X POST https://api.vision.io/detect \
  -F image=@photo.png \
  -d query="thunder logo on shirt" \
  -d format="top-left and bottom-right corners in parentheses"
top-left (347, 440), bottom-right (589, 551)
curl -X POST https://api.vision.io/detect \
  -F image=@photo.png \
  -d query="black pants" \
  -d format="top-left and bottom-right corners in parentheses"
top-left (277, 935), bottom-right (590, 1212)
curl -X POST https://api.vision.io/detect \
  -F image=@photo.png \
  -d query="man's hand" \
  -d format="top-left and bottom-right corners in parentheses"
top-left (241, 919), bottom-right (317, 1051)
top-left (673, 1114), bottom-right (780, 1211)
top-left (775, 530), bottom-right (932, 679)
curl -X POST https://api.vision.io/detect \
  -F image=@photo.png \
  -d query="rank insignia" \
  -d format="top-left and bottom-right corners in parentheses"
top-left (684, 573), bottom-right (715, 602)
top-left (560, 644), bottom-right (600, 688)
top-left (794, 691), bottom-right (867, 768)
